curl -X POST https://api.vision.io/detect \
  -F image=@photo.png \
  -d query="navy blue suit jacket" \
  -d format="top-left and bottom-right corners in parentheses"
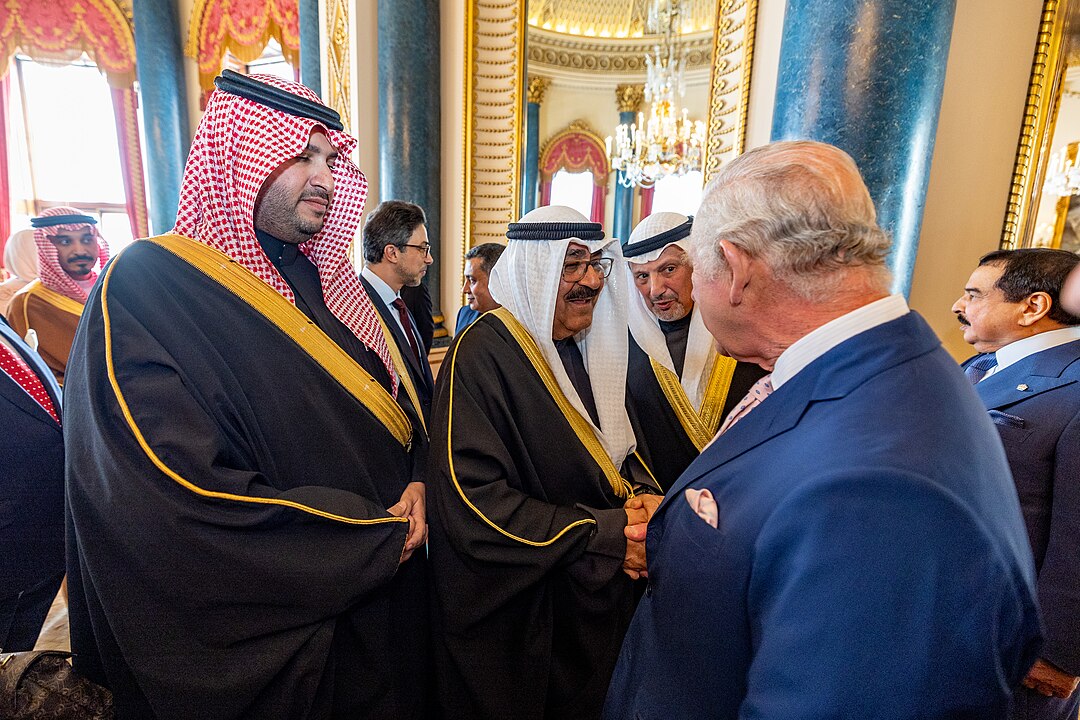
top-left (0, 316), bottom-right (64, 649)
top-left (970, 339), bottom-right (1080, 677)
top-left (605, 312), bottom-right (1042, 720)
top-left (360, 275), bottom-right (434, 421)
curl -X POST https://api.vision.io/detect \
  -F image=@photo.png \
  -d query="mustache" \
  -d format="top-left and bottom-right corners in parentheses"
top-left (68, 255), bottom-right (95, 263)
top-left (651, 291), bottom-right (678, 303)
top-left (956, 314), bottom-right (969, 327)
top-left (566, 286), bottom-right (601, 302)
top-left (301, 189), bottom-right (330, 203)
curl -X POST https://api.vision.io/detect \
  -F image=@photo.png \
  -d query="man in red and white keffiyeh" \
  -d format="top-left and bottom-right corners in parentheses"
top-left (174, 73), bottom-right (398, 390)
top-left (32, 207), bottom-right (110, 303)
top-left (7, 207), bottom-right (110, 382)
top-left (63, 73), bottom-right (431, 719)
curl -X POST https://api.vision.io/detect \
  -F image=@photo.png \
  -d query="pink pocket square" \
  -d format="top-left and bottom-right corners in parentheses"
top-left (684, 488), bottom-right (718, 528)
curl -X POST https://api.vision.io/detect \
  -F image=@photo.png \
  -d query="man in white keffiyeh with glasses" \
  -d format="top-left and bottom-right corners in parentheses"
top-left (63, 71), bottom-right (429, 719)
top-left (428, 205), bottom-right (659, 720)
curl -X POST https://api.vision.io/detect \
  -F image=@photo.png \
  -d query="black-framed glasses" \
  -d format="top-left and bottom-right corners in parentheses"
top-left (561, 257), bottom-right (614, 282)
top-left (399, 243), bottom-right (432, 257)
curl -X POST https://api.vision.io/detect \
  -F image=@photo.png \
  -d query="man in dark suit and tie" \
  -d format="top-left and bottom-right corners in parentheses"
top-left (0, 314), bottom-right (64, 651)
top-left (954, 248), bottom-right (1080, 720)
top-left (360, 200), bottom-right (435, 420)
top-left (605, 141), bottom-right (1042, 719)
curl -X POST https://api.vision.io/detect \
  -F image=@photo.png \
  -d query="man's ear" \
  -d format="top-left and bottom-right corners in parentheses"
top-left (1018, 291), bottom-right (1054, 326)
top-left (719, 240), bottom-right (751, 306)
top-left (382, 244), bottom-right (398, 264)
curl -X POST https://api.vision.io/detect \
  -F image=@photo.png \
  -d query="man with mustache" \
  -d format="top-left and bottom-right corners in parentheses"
top-left (7, 207), bottom-right (110, 384)
top-left (954, 248), bottom-right (1080, 720)
top-left (63, 71), bottom-right (429, 718)
top-left (427, 205), bottom-right (657, 720)
top-left (623, 212), bottom-right (766, 491)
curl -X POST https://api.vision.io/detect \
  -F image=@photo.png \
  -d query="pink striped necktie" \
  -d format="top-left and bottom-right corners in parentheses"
top-left (716, 373), bottom-right (773, 436)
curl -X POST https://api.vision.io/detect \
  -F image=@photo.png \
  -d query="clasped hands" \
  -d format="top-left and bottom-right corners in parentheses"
top-left (622, 494), bottom-right (662, 580)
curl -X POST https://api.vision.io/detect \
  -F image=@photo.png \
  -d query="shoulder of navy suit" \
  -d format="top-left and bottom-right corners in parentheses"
top-left (975, 339), bottom-right (1080, 409)
top-left (0, 315), bottom-right (61, 398)
top-left (662, 311), bottom-right (940, 500)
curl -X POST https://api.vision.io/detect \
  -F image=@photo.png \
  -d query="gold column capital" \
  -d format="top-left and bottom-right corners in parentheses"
top-left (615, 83), bottom-right (645, 114)
top-left (526, 75), bottom-right (551, 105)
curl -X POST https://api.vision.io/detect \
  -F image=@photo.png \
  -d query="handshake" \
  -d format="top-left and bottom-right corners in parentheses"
top-left (622, 494), bottom-right (663, 580)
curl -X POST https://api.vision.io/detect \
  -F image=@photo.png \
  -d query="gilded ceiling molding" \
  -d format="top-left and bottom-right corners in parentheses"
top-left (324, 0), bottom-right (351, 133)
top-left (702, 0), bottom-right (758, 183)
top-left (615, 83), bottom-right (645, 114)
top-left (527, 26), bottom-right (712, 76)
top-left (526, 75), bottom-right (551, 104)
top-left (463, 0), bottom-right (527, 248)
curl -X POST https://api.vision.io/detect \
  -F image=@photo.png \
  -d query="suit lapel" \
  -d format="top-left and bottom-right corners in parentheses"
top-left (0, 320), bottom-right (62, 428)
top-left (666, 312), bottom-right (941, 500)
top-left (360, 276), bottom-right (430, 391)
top-left (975, 340), bottom-right (1080, 410)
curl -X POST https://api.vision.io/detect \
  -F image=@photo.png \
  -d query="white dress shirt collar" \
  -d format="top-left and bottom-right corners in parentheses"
top-left (985, 325), bottom-right (1080, 378)
top-left (771, 294), bottom-right (910, 390)
top-left (361, 265), bottom-right (399, 307)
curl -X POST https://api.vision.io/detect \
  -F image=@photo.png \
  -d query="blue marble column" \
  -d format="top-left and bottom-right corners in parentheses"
top-left (132, 0), bottom-right (190, 235)
top-left (613, 84), bottom-right (644, 244)
top-left (520, 76), bottom-right (549, 215)
top-left (378, 0), bottom-right (443, 328)
top-left (771, 0), bottom-right (957, 297)
top-left (298, 0), bottom-right (321, 97)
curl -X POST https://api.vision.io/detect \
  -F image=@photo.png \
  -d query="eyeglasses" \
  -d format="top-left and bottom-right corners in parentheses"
top-left (399, 243), bottom-right (432, 258)
top-left (561, 257), bottom-right (614, 283)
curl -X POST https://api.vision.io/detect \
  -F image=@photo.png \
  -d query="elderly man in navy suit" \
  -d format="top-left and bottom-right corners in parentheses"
top-left (604, 140), bottom-right (1042, 720)
top-left (0, 315), bottom-right (64, 651)
top-left (954, 248), bottom-right (1080, 720)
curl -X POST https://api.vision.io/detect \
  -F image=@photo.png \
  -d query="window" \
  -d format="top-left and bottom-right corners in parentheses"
top-left (650, 171), bottom-right (704, 217)
top-left (548, 170), bottom-right (595, 220)
top-left (7, 56), bottom-right (135, 250)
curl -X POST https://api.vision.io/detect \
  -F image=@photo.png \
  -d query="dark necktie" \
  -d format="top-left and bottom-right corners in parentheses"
top-left (391, 298), bottom-right (423, 367)
top-left (964, 352), bottom-right (997, 384)
top-left (0, 342), bottom-right (59, 423)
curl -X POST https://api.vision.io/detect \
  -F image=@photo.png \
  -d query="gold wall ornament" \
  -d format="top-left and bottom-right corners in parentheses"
top-left (703, 0), bottom-right (758, 183)
top-left (615, 84), bottom-right (646, 114)
top-left (1001, 0), bottom-right (1071, 249)
top-left (462, 0), bottom-right (527, 250)
top-left (526, 75), bottom-right (551, 104)
top-left (325, 0), bottom-right (351, 133)
top-left (526, 26), bottom-right (713, 75)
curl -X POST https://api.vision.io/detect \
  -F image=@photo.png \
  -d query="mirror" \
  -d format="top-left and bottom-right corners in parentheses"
top-left (460, 0), bottom-right (758, 255)
top-left (1002, 0), bottom-right (1080, 249)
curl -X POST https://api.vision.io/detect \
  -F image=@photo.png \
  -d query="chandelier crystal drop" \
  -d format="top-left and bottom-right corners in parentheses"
top-left (1043, 146), bottom-right (1080, 197)
top-left (606, 0), bottom-right (707, 189)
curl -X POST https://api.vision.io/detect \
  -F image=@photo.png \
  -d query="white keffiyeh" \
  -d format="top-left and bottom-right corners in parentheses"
top-left (624, 212), bottom-right (718, 411)
top-left (488, 205), bottom-right (636, 467)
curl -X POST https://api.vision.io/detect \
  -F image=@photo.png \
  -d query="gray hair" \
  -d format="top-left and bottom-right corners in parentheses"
top-left (689, 141), bottom-right (891, 299)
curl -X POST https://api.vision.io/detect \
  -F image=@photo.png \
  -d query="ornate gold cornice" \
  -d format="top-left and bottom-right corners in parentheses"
top-left (703, 0), bottom-right (758, 182)
top-left (526, 26), bottom-right (712, 75)
top-left (615, 83), bottom-right (645, 114)
top-left (526, 75), bottom-right (551, 104)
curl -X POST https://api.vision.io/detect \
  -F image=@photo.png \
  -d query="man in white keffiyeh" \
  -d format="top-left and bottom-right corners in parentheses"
top-left (63, 71), bottom-right (429, 719)
top-left (427, 205), bottom-right (657, 720)
top-left (622, 211), bottom-right (767, 490)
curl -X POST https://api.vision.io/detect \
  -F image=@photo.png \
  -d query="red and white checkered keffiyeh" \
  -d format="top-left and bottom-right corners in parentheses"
top-left (173, 73), bottom-right (397, 393)
top-left (33, 206), bottom-right (111, 304)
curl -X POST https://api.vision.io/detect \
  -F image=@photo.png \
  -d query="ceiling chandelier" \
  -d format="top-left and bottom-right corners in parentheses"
top-left (606, 0), bottom-right (706, 189)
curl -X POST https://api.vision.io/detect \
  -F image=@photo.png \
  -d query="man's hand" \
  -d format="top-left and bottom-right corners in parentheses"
top-left (1022, 658), bottom-right (1080, 699)
top-left (622, 495), bottom-right (663, 579)
top-left (624, 494), bottom-right (663, 543)
top-left (388, 482), bottom-right (427, 563)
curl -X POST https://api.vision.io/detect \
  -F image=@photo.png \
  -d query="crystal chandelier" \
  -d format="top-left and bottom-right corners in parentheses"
top-left (606, 0), bottom-right (707, 189)
top-left (1043, 145), bottom-right (1080, 197)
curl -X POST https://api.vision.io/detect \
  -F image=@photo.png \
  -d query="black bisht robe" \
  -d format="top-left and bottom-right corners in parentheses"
top-left (428, 312), bottom-right (636, 720)
top-left (626, 333), bottom-right (766, 491)
top-left (64, 238), bottom-right (428, 719)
